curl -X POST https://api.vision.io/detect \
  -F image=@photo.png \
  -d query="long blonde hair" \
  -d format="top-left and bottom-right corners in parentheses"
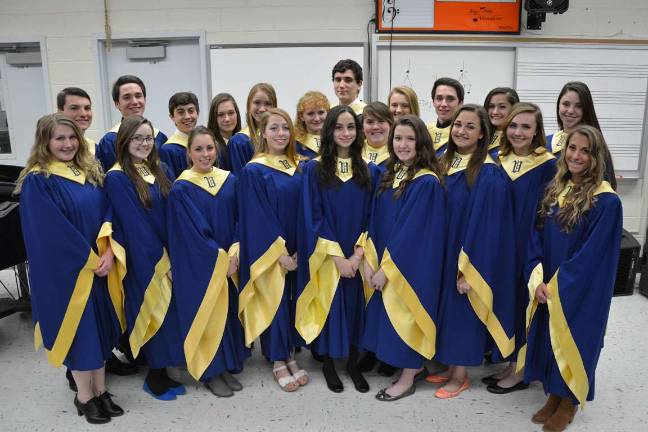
top-left (538, 125), bottom-right (609, 232)
top-left (15, 113), bottom-right (102, 193)
top-left (256, 108), bottom-right (299, 169)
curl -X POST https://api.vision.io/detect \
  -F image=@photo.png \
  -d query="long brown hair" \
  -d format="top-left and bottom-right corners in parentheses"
top-left (15, 114), bottom-right (103, 193)
top-left (115, 115), bottom-right (172, 208)
top-left (499, 102), bottom-right (547, 157)
top-left (441, 104), bottom-right (490, 187)
top-left (187, 126), bottom-right (218, 168)
top-left (207, 93), bottom-right (241, 165)
top-left (538, 125), bottom-right (610, 232)
top-left (318, 105), bottom-right (369, 188)
top-left (378, 115), bottom-right (444, 198)
top-left (555, 81), bottom-right (616, 189)
top-left (246, 83), bottom-right (277, 151)
top-left (256, 108), bottom-right (299, 169)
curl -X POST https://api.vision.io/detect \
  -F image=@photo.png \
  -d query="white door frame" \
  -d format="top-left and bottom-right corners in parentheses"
top-left (93, 31), bottom-right (209, 133)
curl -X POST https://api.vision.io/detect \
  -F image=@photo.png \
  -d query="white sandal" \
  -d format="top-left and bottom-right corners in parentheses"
top-left (287, 360), bottom-right (309, 386)
top-left (272, 365), bottom-right (299, 392)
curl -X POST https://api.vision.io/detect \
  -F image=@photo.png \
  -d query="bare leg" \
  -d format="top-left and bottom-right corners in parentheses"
top-left (496, 362), bottom-right (523, 388)
top-left (71, 370), bottom-right (94, 403)
top-left (386, 367), bottom-right (420, 397)
top-left (91, 366), bottom-right (107, 397)
top-left (441, 365), bottom-right (467, 392)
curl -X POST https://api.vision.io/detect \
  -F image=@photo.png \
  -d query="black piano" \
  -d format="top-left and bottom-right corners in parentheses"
top-left (0, 164), bottom-right (30, 319)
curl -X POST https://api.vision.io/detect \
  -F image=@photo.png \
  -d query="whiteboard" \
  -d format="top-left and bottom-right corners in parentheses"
top-left (210, 45), bottom-right (364, 124)
top-left (516, 46), bottom-right (648, 174)
top-left (374, 44), bottom-right (515, 124)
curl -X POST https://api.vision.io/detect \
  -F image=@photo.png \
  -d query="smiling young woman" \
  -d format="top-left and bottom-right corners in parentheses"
top-left (483, 87), bottom-right (519, 159)
top-left (432, 105), bottom-right (516, 400)
top-left (237, 108), bottom-right (309, 392)
top-left (167, 126), bottom-right (248, 398)
top-left (523, 125), bottom-right (621, 431)
top-left (294, 91), bottom-right (330, 160)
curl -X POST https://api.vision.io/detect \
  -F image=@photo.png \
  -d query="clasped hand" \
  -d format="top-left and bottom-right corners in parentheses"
top-left (279, 253), bottom-right (298, 271)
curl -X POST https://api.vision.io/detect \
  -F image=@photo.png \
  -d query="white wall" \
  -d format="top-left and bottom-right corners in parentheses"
top-left (1, 0), bottom-right (648, 243)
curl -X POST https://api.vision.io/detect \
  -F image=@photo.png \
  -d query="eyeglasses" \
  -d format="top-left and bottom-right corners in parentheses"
top-left (131, 135), bottom-right (154, 144)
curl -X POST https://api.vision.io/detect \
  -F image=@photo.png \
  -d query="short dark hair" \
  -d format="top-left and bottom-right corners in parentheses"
top-left (168, 92), bottom-right (199, 116)
top-left (332, 59), bottom-right (363, 83)
top-left (431, 77), bottom-right (464, 103)
top-left (56, 87), bottom-right (91, 110)
top-left (111, 75), bottom-right (146, 103)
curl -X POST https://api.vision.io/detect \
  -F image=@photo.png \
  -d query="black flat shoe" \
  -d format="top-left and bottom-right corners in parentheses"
top-left (377, 362), bottom-right (397, 377)
top-left (66, 369), bottom-right (77, 392)
top-left (486, 381), bottom-right (529, 394)
top-left (323, 359), bottom-right (343, 393)
top-left (74, 396), bottom-right (111, 424)
top-left (106, 353), bottom-right (138, 376)
top-left (97, 392), bottom-right (124, 417)
top-left (346, 363), bottom-right (369, 393)
top-left (375, 384), bottom-right (416, 402)
top-left (481, 373), bottom-right (500, 386)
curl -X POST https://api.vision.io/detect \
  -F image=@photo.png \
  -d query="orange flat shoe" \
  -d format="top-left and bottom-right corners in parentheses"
top-left (425, 374), bottom-right (450, 384)
top-left (435, 379), bottom-right (470, 399)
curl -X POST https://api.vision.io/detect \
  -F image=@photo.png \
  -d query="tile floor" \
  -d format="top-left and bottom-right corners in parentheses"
top-left (0, 270), bottom-right (646, 432)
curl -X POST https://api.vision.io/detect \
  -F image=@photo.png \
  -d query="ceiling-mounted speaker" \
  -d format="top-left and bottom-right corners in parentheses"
top-left (525, 0), bottom-right (569, 14)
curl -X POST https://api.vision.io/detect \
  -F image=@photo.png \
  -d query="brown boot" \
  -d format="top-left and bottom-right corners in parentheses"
top-left (531, 394), bottom-right (561, 424)
top-left (543, 397), bottom-right (577, 432)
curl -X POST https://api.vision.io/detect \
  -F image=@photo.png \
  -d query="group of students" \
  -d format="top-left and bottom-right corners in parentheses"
top-left (16, 58), bottom-right (622, 432)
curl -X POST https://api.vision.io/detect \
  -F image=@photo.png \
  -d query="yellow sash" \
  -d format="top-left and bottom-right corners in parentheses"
top-left (164, 132), bottom-right (188, 148)
top-left (427, 123), bottom-right (451, 151)
top-left (500, 150), bottom-right (555, 181)
top-left (488, 130), bottom-right (502, 151)
top-left (550, 130), bottom-right (567, 154)
top-left (363, 141), bottom-right (390, 165)
top-left (176, 167), bottom-right (229, 196)
top-left (250, 154), bottom-right (297, 176)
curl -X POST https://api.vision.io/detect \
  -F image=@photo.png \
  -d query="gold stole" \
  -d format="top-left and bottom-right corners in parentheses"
top-left (302, 134), bottom-right (321, 154)
top-left (164, 132), bottom-right (188, 148)
top-left (427, 123), bottom-right (451, 151)
top-left (250, 154), bottom-right (297, 176)
top-left (499, 150), bottom-right (555, 181)
top-left (489, 130), bottom-right (502, 151)
top-left (550, 130), bottom-right (567, 154)
top-left (363, 141), bottom-right (389, 165)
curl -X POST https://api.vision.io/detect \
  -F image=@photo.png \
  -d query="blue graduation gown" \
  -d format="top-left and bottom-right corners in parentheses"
top-left (435, 156), bottom-right (517, 366)
top-left (228, 129), bottom-right (254, 177)
top-left (19, 164), bottom-right (122, 370)
top-left (159, 133), bottom-right (188, 178)
top-left (104, 163), bottom-right (184, 369)
top-left (499, 151), bottom-right (557, 357)
top-left (237, 154), bottom-right (302, 361)
top-left (522, 182), bottom-right (622, 405)
top-left (361, 168), bottom-right (446, 369)
top-left (167, 168), bottom-right (248, 381)
top-left (97, 124), bottom-right (168, 171)
top-left (295, 159), bottom-right (380, 359)
top-left (296, 133), bottom-right (321, 160)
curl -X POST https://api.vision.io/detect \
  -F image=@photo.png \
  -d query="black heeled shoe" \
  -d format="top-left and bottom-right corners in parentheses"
top-left (74, 396), bottom-right (111, 424)
top-left (97, 392), bottom-right (124, 417)
top-left (106, 353), bottom-right (138, 376)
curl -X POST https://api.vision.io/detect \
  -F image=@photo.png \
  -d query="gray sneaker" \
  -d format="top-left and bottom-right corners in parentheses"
top-left (221, 372), bottom-right (243, 391)
top-left (205, 375), bottom-right (234, 397)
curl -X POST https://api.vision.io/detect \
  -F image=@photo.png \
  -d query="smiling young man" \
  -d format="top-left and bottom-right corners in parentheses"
top-left (96, 75), bottom-right (168, 170)
top-left (427, 77), bottom-right (464, 157)
top-left (332, 59), bottom-right (366, 115)
top-left (57, 87), bottom-right (96, 155)
top-left (159, 92), bottom-right (200, 177)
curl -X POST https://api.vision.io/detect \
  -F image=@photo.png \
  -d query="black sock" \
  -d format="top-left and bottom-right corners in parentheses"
top-left (146, 368), bottom-right (170, 395)
top-left (322, 356), bottom-right (343, 393)
top-left (358, 351), bottom-right (376, 372)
